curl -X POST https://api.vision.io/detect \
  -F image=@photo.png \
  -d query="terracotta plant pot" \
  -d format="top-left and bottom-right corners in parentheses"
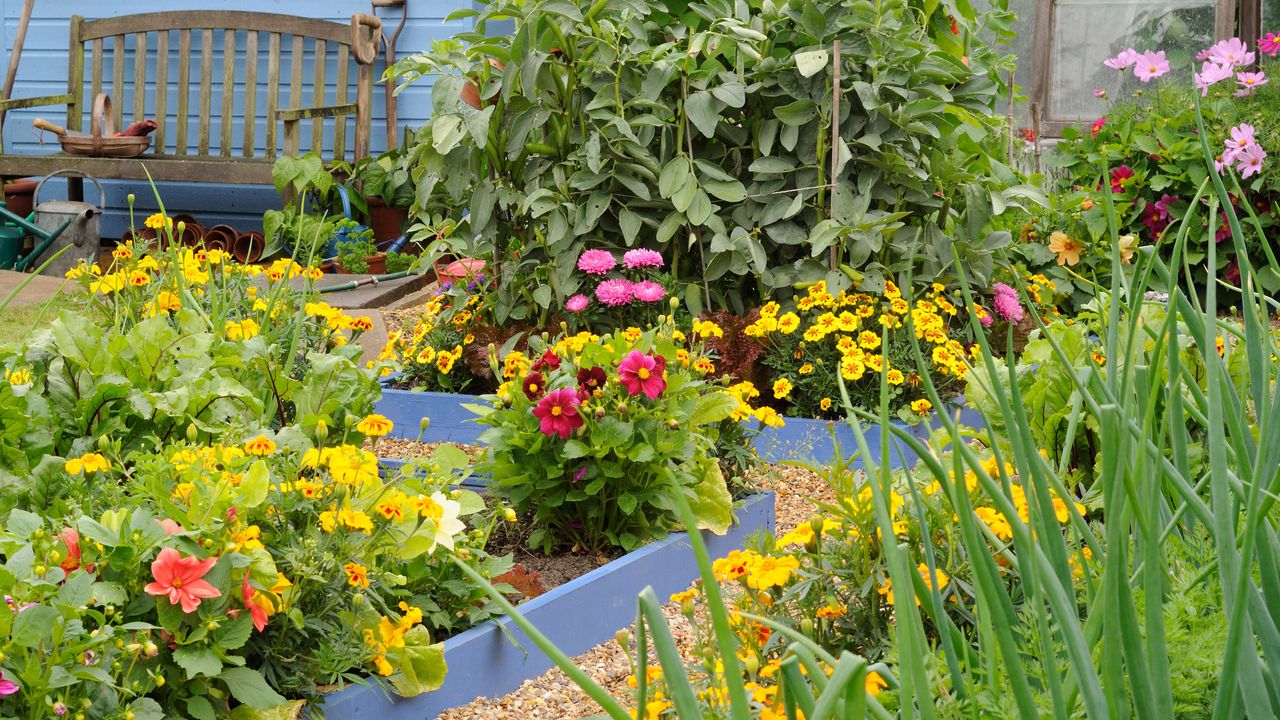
top-left (2, 178), bottom-right (38, 219)
top-left (203, 224), bottom-right (237, 253)
top-left (339, 252), bottom-right (387, 275)
top-left (366, 197), bottom-right (410, 242)
top-left (233, 231), bottom-right (266, 264)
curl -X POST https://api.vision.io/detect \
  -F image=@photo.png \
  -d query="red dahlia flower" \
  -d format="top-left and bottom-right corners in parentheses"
top-left (523, 372), bottom-right (547, 400)
top-left (577, 366), bottom-right (607, 392)
top-left (531, 349), bottom-right (561, 373)
top-left (618, 351), bottom-right (667, 399)
top-left (532, 388), bottom-right (584, 439)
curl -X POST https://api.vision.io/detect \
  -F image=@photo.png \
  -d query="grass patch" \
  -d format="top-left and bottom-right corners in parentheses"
top-left (0, 292), bottom-right (87, 347)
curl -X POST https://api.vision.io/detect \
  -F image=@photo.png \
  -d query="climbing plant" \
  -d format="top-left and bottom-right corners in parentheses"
top-left (392, 0), bottom-right (1040, 324)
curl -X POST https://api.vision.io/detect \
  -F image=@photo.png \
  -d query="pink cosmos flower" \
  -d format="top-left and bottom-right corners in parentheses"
top-left (576, 249), bottom-right (617, 276)
top-left (1195, 61), bottom-right (1234, 95)
top-left (1208, 38), bottom-right (1254, 67)
top-left (0, 672), bottom-right (17, 696)
top-left (566, 294), bottom-right (590, 313)
top-left (1235, 143), bottom-right (1268, 178)
top-left (632, 280), bottom-right (666, 303)
top-left (144, 548), bottom-right (222, 613)
top-left (622, 248), bottom-right (664, 270)
top-left (1110, 165), bottom-right (1135, 192)
top-left (991, 283), bottom-right (1025, 324)
top-left (1236, 71), bottom-right (1268, 96)
top-left (618, 351), bottom-right (667, 399)
top-left (1225, 123), bottom-right (1258, 160)
top-left (1133, 50), bottom-right (1170, 82)
top-left (532, 388), bottom-right (583, 439)
top-left (1093, 89), bottom-right (1107, 98)
top-left (1103, 48), bottom-right (1139, 69)
top-left (1260, 33), bottom-right (1280, 57)
top-left (1091, 116), bottom-right (1107, 138)
top-left (595, 278), bottom-right (634, 306)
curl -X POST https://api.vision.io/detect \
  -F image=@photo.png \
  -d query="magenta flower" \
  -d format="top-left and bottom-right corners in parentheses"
top-left (1208, 38), bottom-right (1254, 67)
top-left (632, 280), bottom-right (666, 303)
top-left (622, 248), bottom-right (664, 270)
top-left (1103, 48), bottom-right (1139, 69)
top-left (1133, 50), bottom-right (1170, 82)
top-left (566, 294), bottom-right (590, 313)
top-left (1142, 194), bottom-right (1179, 237)
top-left (1235, 143), bottom-right (1267, 178)
top-left (991, 283), bottom-right (1025, 324)
top-left (1195, 61), bottom-right (1234, 95)
top-left (1093, 89), bottom-right (1107, 98)
top-left (1091, 116), bottom-right (1107, 138)
top-left (1236, 71), bottom-right (1268, 96)
top-left (1260, 33), bottom-right (1280, 57)
top-left (0, 672), bottom-right (17, 696)
top-left (532, 388), bottom-right (583, 439)
top-left (618, 351), bottom-right (667, 399)
top-left (1110, 165), bottom-right (1135, 193)
top-left (576, 249), bottom-right (617, 276)
top-left (1224, 260), bottom-right (1242, 284)
top-left (595, 278), bottom-right (634, 306)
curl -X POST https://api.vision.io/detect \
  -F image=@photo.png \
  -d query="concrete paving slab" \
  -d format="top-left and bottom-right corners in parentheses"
top-left (0, 269), bottom-right (75, 306)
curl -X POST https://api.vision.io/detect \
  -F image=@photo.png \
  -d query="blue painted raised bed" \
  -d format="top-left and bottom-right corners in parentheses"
top-left (374, 387), bottom-right (985, 468)
top-left (320, 490), bottom-right (775, 719)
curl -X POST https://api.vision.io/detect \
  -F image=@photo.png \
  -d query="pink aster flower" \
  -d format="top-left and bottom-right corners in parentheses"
top-left (532, 388), bottom-right (583, 439)
top-left (1104, 48), bottom-right (1139, 69)
top-left (595, 278), bottom-right (634, 306)
top-left (576, 249), bottom-right (617, 276)
top-left (632, 280), bottom-right (666, 303)
top-left (566, 294), bottom-right (590, 313)
top-left (1195, 61), bottom-right (1234, 95)
top-left (622, 248), bottom-right (664, 270)
top-left (1235, 143), bottom-right (1267, 178)
top-left (1208, 38), bottom-right (1254, 67)
top-left (1133, 50), bottom-right (1170, 82)
top-left (1091, 116), bottom-right (1107, 138)
top-left (991, 283), bottom-right (1025, 324)
top-left (618, 351), bottom-right (667, 399)
top-left (1260, 33), bottom-right (1280, 57)
top-left (1236, 71), bottom-right (1268, 96)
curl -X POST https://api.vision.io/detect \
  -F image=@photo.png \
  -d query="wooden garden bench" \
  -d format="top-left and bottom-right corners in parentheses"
top-left (0, 11), bottom-right (382, 191)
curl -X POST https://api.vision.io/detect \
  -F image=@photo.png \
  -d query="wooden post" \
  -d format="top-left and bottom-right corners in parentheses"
top-left (828, 39), bottom-right (841, 272)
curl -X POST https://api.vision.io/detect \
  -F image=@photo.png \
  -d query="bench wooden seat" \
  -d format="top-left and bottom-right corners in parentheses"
top-left (0, 11), bottom-right (382, 189)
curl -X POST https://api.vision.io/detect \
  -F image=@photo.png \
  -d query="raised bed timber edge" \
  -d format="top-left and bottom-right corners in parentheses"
top-left (374, 387), bottom-right (986, 467)
top-left (319, 489), bottom-right (776, 719)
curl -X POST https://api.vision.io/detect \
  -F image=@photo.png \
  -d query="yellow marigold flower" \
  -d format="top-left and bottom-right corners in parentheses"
top-left (910, 399), bottom-right (932, 415)
top-left (349, 315), bottom-right (375, 332)
top-left (224, 319), bottom-right (260, 341)
top-left (836, 311), bottom-right (859, 332)
top-left (819, 397), bottom-right (832, 411)
top-left (693, 357), bottom-right (716, 374)
top-left (975, 506), bottom-right (1013, 540)
top-left (243, 435), bottom-right (277, 456)
top-left (65, 453), bottom-right (110, 475)
top-left (230, 524), bottom-right (264, 552)
top-left (865, 354), bottom-right (884, 373)
top-left (745, 554), bottom-right (799, 590)
top-left (144, 213), bottom-right (173, 231)
top-left (376, 498), bottom-right (406, 522)
top-left (777, 524), bottom-right (814, 547)
top-left (772, 377), bottom-right (793, 399)
top-left (90, 273), bottom-right (127, 295)
top-left (356, 414), bottom-right (394, 437)
top-left (760, 301), bottom-right (780, 318)
top-left (319, 508), bottom-right (338, 533)
top-left (343, 562), bottom-right (370, 588)
top-left (815, 602), bottom-right (846, 619)
top-left (839, 355), bottom-right (866, 381)
top-left (669, 586), bottom-right (699, 604)
top-left (712, 550), bottom-right (755, 582)
top-left (339, 508), bottom-right (375, 534)
top-left (776, 312), bottom-right (800, 334)
top-left (890, 298), bottom-right (909, 315)
top-left (692, 319), bottom-right (725, 338)
top-left (113, 245), bottom-right (133, 260)
top-left (754, 406), bottom-right (785, 428)
top-left (866, 671), bottom-right (888, 697)
top-left (149, 290), bottom-right (182, 316)
top-left (798, 363), bottom-right (814, 375)
top-left (858, 330), bottom-right (881, 350)
top-left (437, 349), bottom-right (458, 374)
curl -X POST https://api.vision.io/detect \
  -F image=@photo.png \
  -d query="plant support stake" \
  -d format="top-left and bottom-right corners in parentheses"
top-left (829, 40), bottom-right (841, 272)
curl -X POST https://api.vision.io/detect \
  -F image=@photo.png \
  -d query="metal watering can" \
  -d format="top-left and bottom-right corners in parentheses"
top-left (0, 169), bottom-right (103, 275)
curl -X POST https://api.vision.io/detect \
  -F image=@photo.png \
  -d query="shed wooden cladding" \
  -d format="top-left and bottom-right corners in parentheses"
top-left (0, 11), bottom-right (381, 185)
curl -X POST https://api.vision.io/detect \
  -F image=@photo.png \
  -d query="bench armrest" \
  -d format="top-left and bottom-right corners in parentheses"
top-left (276, 103), bottom-right (358, 122)
top-left (0, 93), bottom-right (76, 112)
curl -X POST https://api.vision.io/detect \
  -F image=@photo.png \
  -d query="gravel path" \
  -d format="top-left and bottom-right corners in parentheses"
top-left (431, 460), bottom-right (834, 720)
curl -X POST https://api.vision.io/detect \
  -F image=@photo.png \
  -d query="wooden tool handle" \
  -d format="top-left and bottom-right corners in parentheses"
top-left (32, 117), bottom-right (66, 136)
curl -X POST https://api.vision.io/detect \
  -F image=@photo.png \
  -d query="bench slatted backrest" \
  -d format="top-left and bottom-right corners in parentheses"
top-left (71, 12), bottom-right (369, 164)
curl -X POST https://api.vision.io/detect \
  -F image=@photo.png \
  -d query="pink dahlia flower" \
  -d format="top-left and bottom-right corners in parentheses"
top-left (532, 388), bottom-right (583, 439)
top-left (576, 249), bottom-right (617, 276)
top-left (1110, 165), bottom-right (1135, 192)
top-left (566, 294), bottom-right (590, 313)
top-left (622, 248), bottom-right (664, 270)
top-left (595, 278), bottom-right (634, 306)
top-left (618, 351), bottom-right (667, 399)
top-left (632, 280), bottom-right (666, 303)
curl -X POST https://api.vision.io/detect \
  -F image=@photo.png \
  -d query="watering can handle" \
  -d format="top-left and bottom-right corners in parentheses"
top-left (32, 169), bottom-right (106, 212)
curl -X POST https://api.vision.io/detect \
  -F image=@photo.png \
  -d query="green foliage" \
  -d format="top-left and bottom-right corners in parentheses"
top-left (385, 251), bottom-right (416, 274)
top-left (390, 0), bottom-right (1035, 324)
top-left (476, 327), bottom-right (736, 552)
top-left (351, 149), bottom-right (416, 209)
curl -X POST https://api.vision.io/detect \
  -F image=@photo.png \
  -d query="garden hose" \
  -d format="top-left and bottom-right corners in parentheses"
top-left (317, 270), bottom-right (411, 294)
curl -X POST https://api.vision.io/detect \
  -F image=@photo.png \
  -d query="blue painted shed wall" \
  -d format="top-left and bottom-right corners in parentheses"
top-left (0, 0), bottom-right (468, 239)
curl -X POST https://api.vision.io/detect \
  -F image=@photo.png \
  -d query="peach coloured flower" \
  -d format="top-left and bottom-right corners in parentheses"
top-left (144, 548), bottom-right (221, 613)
